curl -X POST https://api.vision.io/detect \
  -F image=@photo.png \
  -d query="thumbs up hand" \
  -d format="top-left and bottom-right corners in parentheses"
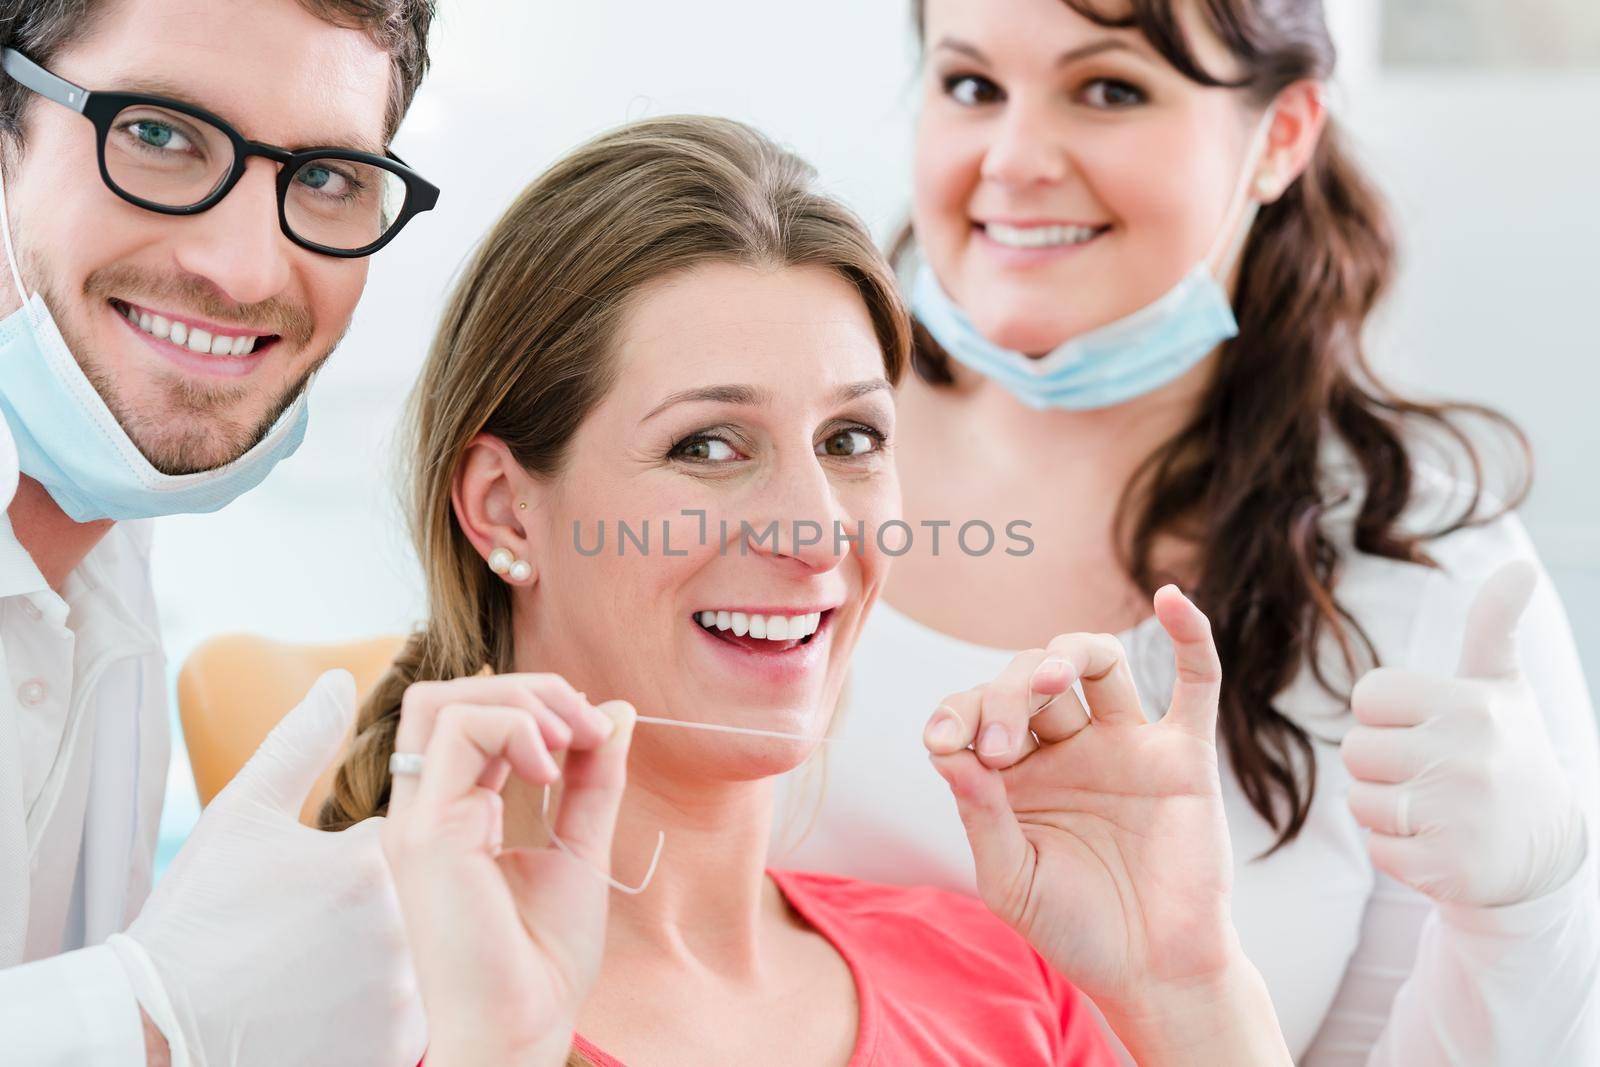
top-left (1341, 561), bottom-right (1588, 907)
top-left (107, 671), bottom-right (427, 1067)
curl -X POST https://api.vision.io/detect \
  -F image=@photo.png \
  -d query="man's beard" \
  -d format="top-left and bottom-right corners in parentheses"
top-left (39, 261), bottom-right (333, 476)
top-left (82, 356), bottom-right (321, 475)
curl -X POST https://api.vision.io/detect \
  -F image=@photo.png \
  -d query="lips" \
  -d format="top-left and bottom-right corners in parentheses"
top-left (110, 298), bottom-right (278, 358)
top-left (694, 608), bottom-right (832, 654)
top-left (976, 220), bottom-right (1113, 250)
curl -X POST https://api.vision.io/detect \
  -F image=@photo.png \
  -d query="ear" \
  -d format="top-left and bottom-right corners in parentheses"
top-left (451, 434), bottom-right (544, 587)
top-left (1254, 80), bottom-right (1328, 204)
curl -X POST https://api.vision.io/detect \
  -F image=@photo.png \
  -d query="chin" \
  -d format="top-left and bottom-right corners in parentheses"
top-left (969, 304), bottom-right (1080, 356)
top-left (643, 730), bottom-right (823, 785)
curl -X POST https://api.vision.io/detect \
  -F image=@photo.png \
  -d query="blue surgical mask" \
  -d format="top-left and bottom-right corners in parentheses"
top-left (910, 108), bottom-right (1277, 413)
top-left (0, 166), bottom-right (310, 522)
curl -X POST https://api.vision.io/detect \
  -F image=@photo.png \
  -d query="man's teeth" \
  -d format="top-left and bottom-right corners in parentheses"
top-left (984, 222), bottom-right (1102, 249)
top-left (118, 302), bottom-right (258, 356)
top-left (696, 610), bottom-right (823, 642)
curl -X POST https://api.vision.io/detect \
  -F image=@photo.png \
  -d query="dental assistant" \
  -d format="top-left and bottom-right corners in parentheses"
top-left (0, 1), bottom-right (438, 1064)
top-left (780, 0), bottom-right (1600, 1063)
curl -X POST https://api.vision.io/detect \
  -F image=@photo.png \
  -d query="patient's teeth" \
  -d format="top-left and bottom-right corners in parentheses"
top-left (767, 615), bottom-right (789, 640)
top-left (731, 612), bottom-right (749, 637)
top-left (138, 311), bottom-right (152, 331)
top-left (210, 333), bottom-right (233, 356)
top-left (150, 315), bottom-right (171, 340)
top-left (749, 614), bottom-right (767, 639)
top-left (698, 611), bottom-right (715, 627)
top-left (170, 321), bottom-right (188, 346)
top-left (716, 610), bottom-right (731, 631)
top-left (809, 611), bottom-right (822, 635)
top-left (187, 327), bottom-right (212, 354)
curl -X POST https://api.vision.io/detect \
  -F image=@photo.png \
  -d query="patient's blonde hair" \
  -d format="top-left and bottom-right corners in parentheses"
top-left (314, 114), bottom-right (909, 1062)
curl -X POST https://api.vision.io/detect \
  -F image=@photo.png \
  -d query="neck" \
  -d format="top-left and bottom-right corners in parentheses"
top-left (506, 737), bottom-right (785, 978)
top-left (7, 475), bottom-right (113, 590)
top-left (942, 347), bottom-right (1216, 483)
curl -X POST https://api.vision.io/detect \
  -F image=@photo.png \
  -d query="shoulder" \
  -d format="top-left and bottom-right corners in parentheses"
top-left (1332, 457), bottom-right (1546, 659)
top-left (1276, 458), bottom-right (1542, 723)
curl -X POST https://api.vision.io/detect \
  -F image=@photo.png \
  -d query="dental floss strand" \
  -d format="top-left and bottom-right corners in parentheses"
top-left (536, 714), bottom-right (837, 895)
top-left (540, 784), bottom-right (665, 896)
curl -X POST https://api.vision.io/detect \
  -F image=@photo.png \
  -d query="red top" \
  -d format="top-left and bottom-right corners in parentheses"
top-left (571, 869), bottom-right (1118, 1066)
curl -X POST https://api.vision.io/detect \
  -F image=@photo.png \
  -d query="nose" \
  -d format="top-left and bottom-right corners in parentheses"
top-left (170, 157), bottom-right (295, 306)
top-left (740, 450), bottom-right (855, 575)
top-left (979, 97), bottom-right (1070, 188)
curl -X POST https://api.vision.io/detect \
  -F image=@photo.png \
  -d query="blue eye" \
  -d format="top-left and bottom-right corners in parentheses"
top-left (134, 122), bottom-right (173, 147)
top-left (125, 120), bottom-right (193, 152)
top-left (298, 166), bottom-right (332, 190)
top-left (943, 74), bottom-right (1003, 107)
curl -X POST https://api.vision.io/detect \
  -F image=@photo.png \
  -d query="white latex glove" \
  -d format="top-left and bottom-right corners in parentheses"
top-left (1341, 559), bottom-right (1588, 907)
top-left (107, 670), bottom-right (425, 1067)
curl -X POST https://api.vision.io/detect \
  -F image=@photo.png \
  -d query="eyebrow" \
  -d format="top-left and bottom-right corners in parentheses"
top-left (642, 379), bottom-right (891, 423)
top-left (932, 36), bottom-right (1139, 70)
top-left (117, 76), bottom-right (385, 155)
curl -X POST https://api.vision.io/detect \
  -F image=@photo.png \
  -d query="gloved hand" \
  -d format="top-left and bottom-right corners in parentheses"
top-left (1342, 560), bottom-right (1588, 907)
top-left (107, 670), bottom-right (426, 1067)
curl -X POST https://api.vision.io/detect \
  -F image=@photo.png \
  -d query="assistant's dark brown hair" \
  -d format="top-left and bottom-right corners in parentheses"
top-left (908, 0), bottom-right (1529, 850)
top-left (0, 0), bottom-right (434, 145)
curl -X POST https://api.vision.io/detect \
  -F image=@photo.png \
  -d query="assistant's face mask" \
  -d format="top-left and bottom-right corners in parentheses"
top-left (0, 165), bottom-right (309, 522)
top-left (910, 105), bottom-right (1281, 413)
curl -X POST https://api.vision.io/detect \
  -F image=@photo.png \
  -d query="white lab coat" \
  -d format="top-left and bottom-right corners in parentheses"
top-left (0, 409), bottom-right (171, 1064)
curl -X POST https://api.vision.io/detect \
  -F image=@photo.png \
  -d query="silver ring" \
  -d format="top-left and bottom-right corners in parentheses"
top-left (389, 752), bottom-right (425, 777)
top-left (1394, 789), bottom-right (1412, 837)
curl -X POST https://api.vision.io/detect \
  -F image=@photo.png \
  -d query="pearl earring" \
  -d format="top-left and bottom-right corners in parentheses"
top-left (488, 547), bottom-right (533, 583)
top-left (1254, 173), bottom-right (1279, 201)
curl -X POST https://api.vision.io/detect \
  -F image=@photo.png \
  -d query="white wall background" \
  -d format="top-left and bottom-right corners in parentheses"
top-left (149, 0), bottom-right (1600, 856)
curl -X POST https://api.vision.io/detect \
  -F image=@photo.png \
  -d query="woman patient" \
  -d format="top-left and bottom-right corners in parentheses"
top-left (317, 116), bottom-right (1288, 1066)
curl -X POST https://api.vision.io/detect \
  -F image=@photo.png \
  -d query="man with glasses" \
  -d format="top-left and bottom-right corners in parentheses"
top-left (0, 1), bottom-right (436, 1064)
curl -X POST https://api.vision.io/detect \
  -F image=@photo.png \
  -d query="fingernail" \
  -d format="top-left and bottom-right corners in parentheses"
top-left (597, 701), bottom-right (634, 742)
top-left (1031, 657), bottom-right (1069, 687)
top-left (978, 723), bottom-right (1011, 758)
top-left (925, 708), bottom-right (962, 749)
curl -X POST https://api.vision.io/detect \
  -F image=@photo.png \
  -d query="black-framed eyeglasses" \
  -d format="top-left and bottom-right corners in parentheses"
top-left (1, 48), bottom-right (439, 258)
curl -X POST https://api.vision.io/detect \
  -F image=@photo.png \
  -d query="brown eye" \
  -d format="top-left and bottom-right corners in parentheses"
top-left (944, 74), bottom-right (1003, 107)
top-left (819, 429), bottom-right (878, 458)
top-left (671, 436), bottom-right (738, 462)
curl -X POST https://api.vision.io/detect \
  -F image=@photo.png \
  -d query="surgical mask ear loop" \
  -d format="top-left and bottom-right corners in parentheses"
top-left (1202, 101), bottom-right (1288, 284)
